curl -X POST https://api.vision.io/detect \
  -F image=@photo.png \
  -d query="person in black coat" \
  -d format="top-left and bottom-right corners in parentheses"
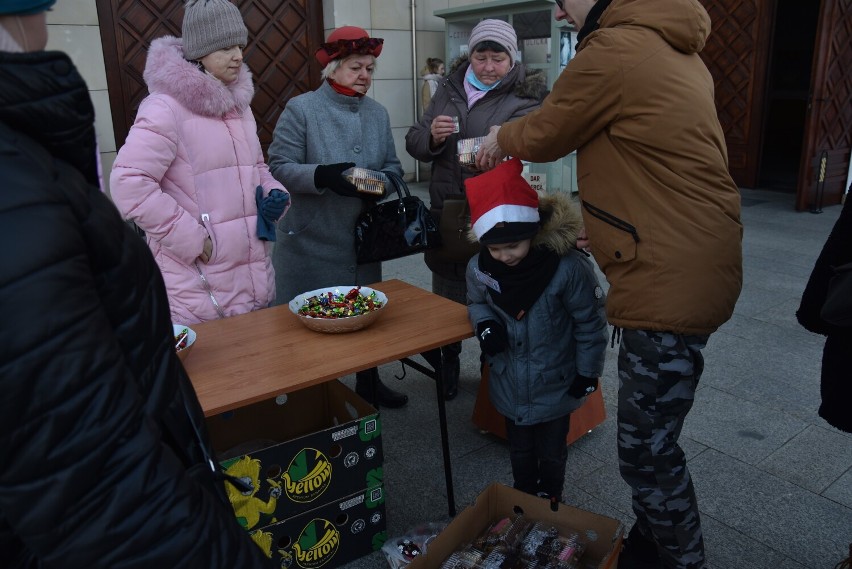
top-left (796, 195), bottom-right (852, 433)
top-left (0, 2), bottom-right (271, 566)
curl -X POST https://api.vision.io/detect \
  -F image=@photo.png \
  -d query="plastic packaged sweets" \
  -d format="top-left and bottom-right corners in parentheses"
top-left (440, 548), bottom-right (483, 568)
top-left (382, 522), bottom-right (447, 569)
top-left (344, 166), bottom-right (387, 195)
top-left (457, 136), bottom-right (486, 167)
top-left (440, 515), bottom-right (587, 569)
top-left (519, 522), bottom-right (586, 567)
top-left (473, 516), bottom-right (530, 551)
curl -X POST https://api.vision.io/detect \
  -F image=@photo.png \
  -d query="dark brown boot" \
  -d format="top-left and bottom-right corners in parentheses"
top-left (355, 368), bottom-right (408, 408)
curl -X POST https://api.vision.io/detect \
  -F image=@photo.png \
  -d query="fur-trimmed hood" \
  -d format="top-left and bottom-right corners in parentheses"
top-left (468, 191), bottom-right (583, 254)
top-left (143, 36), bottom-right (254, 117)
top-left (448, 55), bottom-right (549, 101)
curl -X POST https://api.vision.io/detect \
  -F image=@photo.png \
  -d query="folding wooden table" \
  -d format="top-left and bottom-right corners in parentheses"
top-left (182, 278), bottom-right (473, 516)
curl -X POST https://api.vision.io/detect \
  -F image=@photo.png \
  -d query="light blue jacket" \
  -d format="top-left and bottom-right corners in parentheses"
top-left (466, 194), bottom-right (608, 425)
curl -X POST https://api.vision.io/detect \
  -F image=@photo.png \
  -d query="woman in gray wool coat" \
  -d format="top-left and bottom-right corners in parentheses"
top-left (268, 25), bottom-right (407, 408)
top-left (405, 19), bottom-right (548, 400)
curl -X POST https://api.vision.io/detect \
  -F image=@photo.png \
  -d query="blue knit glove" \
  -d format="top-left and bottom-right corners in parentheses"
top-left (255, 186), bottom-right (289, 241)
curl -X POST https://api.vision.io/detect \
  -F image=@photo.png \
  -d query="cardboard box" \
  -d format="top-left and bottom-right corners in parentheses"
top-left (206, 381), bottom-right (383, 531)
top-left (408, 483), bottom-right (624, 569)
top-left (248, 485), bottom-right (387, 569)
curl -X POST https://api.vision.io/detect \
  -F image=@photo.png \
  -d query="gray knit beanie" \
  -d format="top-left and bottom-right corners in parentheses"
top-left (182, 0), bottom-right (248, 60)
top-left (468, 19), bottom-right (518, 63)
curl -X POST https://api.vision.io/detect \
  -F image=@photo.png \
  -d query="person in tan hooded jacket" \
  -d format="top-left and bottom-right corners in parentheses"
top-left (476, 0), bottom-right (742, 567)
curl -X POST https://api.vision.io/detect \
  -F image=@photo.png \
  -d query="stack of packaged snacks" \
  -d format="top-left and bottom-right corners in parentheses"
top-left (438, 515), bottom-right (587, 569)
top-left (343, 166), bottom-right (388, 196)
top-left (456, 137), bottom-right (486, 167)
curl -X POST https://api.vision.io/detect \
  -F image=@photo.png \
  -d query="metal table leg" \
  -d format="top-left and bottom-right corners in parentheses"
top-left (401, 354), bottom-right (456, 516)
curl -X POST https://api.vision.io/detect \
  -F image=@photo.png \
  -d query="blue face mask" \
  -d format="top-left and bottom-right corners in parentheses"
top-left (466, 66), bottom-right (502, 91)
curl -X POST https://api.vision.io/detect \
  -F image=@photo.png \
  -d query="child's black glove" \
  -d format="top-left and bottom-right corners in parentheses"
top-left (314, 162), bottom-right (359, 198)
top-left (476, 320), bottom-right (508, 356)
top-left (568, 374), bottom-right (598, 399)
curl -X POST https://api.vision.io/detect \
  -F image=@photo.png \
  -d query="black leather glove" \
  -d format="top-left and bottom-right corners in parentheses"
top-left (568, 374), bottom-right (598, 399)
top-left (476, 320), bottom-right (508, 357)
top-left (314, 162), bottom-right (359, 198)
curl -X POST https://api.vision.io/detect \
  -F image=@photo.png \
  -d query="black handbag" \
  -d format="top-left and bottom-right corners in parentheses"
top-left (820, 260), bottom-right (852, 327)
top-left (354, 171), bottom-right (440, 264)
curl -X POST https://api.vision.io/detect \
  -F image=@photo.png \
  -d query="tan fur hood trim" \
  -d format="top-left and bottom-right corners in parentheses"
top-left (533, 192), bottom-right (583, 254)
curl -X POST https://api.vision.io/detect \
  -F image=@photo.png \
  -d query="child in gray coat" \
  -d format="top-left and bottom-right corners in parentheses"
top-left (466, 158), bottom-right (608, 502)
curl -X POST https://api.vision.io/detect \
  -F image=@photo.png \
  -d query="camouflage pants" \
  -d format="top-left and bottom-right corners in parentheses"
top-left (617, 329), bottom-right (709, 569)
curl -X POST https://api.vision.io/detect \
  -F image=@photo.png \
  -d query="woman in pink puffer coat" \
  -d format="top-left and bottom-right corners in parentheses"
top-left (111, 0), bottom-right (288, 325)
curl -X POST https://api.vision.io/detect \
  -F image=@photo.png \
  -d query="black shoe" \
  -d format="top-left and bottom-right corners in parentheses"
top-left (355, 372), bottom-right (408, 409)
top-left (373, 379), bottom-right (408, 408)
top-left (618, 524), bottom-right (662, 569)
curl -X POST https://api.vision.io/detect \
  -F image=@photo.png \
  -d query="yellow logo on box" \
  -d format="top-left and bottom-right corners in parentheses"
top-left (283, 448), bottom-right (332, 503)
top-left (293, 518), bottom-right (340, 568)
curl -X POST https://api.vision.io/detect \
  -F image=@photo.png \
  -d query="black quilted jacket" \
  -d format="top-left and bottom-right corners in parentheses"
top-left (0, 50), bottom-right (270, 568)
top-left (796, 197), bottom-right (852, 433)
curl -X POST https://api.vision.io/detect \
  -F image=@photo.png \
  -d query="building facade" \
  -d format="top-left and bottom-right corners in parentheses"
top-left (47, 0), bottom-right (851, 208)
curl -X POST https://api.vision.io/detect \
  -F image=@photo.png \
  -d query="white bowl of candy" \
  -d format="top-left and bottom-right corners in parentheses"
top-left (173, 324), bottom-right (197, 362)
top-left (289, 286), bottom-right (388, 333)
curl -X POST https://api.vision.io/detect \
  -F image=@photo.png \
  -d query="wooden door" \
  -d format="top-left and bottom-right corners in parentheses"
top-left (795, 0), bottom-right (852, 210)
top-left (96, 0), bottom-right (324, 152)
top-left (699, 0), bottom-right (775, 189)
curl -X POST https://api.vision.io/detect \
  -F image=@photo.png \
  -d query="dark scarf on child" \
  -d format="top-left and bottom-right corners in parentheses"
top-left (478, 245), bottom-right (560, 320)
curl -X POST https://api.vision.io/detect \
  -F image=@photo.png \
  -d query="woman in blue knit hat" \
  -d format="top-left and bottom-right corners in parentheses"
top-left (0, 1), bottom-right (273, 566)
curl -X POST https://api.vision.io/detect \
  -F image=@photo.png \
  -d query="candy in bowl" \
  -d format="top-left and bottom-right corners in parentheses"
top-left (289, 286), bottom-right (388, 333)
top-left (173, 324), bottom-right (197, 362)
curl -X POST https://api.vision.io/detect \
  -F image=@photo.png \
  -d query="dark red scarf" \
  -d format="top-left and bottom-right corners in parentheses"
top-left (327, 78), bottom-right (364, 98)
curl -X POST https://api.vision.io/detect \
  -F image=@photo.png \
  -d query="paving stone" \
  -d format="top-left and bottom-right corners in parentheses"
top-left (681, 387), bottom-right (809, 464)
top-left (702, 513), bottom-right (809, 569)
top-left (823, 467), bottom-right (852, 510)
top-left (691, 449), bottom-right (852, 568)
top-left (758, 425), bottom-right (852, 494)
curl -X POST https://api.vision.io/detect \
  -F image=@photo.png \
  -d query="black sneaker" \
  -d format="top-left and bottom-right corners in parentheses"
top-left (618, 523), bottom-right (663, 569)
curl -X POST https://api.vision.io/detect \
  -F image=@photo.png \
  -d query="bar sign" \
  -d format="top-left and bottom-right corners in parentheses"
top-left (525, 173), bottom-right (546, 192)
